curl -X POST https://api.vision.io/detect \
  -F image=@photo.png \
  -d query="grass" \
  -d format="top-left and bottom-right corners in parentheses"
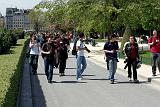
top-left (119, 51), bottom-right (152, 65)
top-left (0, 39), bottom-right (27, 107)
top-left (95, 39), bottom-right (107, 42)
top-left (139, 51), bottom-right (152, 65)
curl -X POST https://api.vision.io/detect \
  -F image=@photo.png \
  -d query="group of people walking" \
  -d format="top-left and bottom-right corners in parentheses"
top-left (28, 30), bottom-right (160, 84)
top-left (29, 32), bottom-right (69, 83)
top-left (103, 30), bottom-right (160, 84)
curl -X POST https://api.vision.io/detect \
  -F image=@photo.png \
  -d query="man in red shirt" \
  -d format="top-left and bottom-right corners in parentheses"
top-left (124, 36), bottom-right (140, 83)
top-left (148, 30), bottom-right (160, 76)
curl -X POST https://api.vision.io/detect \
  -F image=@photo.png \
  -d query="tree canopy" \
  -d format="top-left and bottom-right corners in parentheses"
top-left (32, 0), bottom-right (160, 49)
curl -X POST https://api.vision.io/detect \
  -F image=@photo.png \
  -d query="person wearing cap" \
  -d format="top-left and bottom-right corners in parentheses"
top-left (124, 36), bottom-right (140, 83)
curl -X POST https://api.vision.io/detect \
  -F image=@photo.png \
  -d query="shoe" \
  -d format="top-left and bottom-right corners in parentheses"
top-left (48, 80), bottom-right (52, 83)
top-left (129, 78), bottom-right (132, 82)
top-left (78, 78), bottom-right (82, 81)
top-left (152, 74), bottom-right (156, 76)
top-left (110, 80), bottom-right (114, 84)
top-left (32, 72), bottom-right (37, 75)
top-left (59, 73), bottom-right (63, 77)
top-left (133, 80), bottom-right (139, 83)
top-left (80, 75), bottom-right (84, 79)
top-left (62, 73), bottom-right (65, 76)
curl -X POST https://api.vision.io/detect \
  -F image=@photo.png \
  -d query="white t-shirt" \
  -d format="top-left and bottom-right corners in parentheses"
top-left (76, 40), bottom-right (85, 56)
top-left (29, 42), bottom-right (40, 55)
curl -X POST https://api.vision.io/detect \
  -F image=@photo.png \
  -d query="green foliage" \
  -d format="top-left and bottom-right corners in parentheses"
top-left (33, 0), bottom-right (160, 47)
top-left (0, 39), bottom-right (27, 107)
top-left (120, 25), bottom-right (132, 51)
top-left (0, 29), bottom-right (19, 54)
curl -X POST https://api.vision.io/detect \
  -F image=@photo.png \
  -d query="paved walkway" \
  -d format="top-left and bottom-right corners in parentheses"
top-left (19, 42), bottom-right (160, 107)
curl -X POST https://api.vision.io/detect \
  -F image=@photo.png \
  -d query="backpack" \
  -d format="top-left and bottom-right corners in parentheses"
top-left (72, 38), bottom-right (78, 55)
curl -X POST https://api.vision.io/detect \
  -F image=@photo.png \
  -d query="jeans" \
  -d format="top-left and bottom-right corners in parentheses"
top-left (108, 59), bottom-right (117, 81)
top-left (44, 57), bottom-right (54, 81)
top-left (76, 56), bottom-right (87, 79)
top-left (152, 53), bottom-right (160, 75)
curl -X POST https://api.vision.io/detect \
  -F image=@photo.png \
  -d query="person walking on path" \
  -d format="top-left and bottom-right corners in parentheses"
top-left (103, 34), bottom-right (119, 84)
top-left (148, 30), bottom-right (160, 76)
top-left (76, 32), bottom-right (90, 80)
top-left (58, 40), bottom-right (68, 76)
top-left (41, 37), bottom-right (55, 83)
top-left (29, 35), bottom-right (40, 75)
top-left (124, 36), bottom-right (140, 83)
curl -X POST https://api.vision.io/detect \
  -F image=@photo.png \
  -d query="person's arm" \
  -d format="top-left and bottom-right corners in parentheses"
top-left (29, 41), bottom-right (35, 48)
top-left (103, 42), bottom-right (114, 53)
top-left (76, 41), bottom-right (86, 51)
top-left (123, 42), bottom-right (128, 58)
top-left (41, 44), bottom-right (50, 54)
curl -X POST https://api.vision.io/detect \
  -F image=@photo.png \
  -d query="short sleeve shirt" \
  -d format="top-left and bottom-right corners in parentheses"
top-left (76, 40), bottom-right (85, 56)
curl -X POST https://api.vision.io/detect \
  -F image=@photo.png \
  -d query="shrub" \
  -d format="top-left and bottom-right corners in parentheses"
top-left (0, 39), bottom-right (27, 107)
top-left (0, 29), bottom-right (18, 54)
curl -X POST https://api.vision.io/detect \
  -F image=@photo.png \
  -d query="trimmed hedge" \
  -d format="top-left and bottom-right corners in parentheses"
top-left (0, 39), bottom-right (27, 107)
top-left (0, 29), bottom-right (18, 54)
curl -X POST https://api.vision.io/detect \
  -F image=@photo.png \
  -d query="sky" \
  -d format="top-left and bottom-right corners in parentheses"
top-left (0, 0), bottom-right (43, 16)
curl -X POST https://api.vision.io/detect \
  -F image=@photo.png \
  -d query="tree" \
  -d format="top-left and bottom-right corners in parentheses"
top-left (28, 9), bottom-right (47, 32)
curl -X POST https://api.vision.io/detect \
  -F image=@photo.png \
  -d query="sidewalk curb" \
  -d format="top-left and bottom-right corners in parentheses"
top-left (19, 58), bottom-right (33, 107)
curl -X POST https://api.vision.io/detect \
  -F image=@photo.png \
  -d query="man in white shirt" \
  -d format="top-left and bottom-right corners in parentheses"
top-left (76, 32), bottom-right (90, 80)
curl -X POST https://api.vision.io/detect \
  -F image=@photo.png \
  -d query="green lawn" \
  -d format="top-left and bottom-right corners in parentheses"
top-left (0, 39), bottom-right (27, 107)
top-left (119, 51), bottom-right (152, 65)
top-left (139, 51), bottom-right (152, 65)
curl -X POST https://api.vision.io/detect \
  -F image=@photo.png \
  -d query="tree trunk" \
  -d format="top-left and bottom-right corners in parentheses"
top-left (120, 25), bottom-right (132, 51)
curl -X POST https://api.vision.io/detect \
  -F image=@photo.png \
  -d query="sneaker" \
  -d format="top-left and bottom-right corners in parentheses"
top-left (133, 80), bottom-right (139, 83)
top-left (129, 78), bottom-right (132, 82)
top-left (78, 78), bottom-right (82, 81)
top-left (110, 80), bottom-right (114, 84)
top-left (32, 72), bottom-right (37, 75)
top-left (80, 76), bottom-right (84, 79)
top-left (152, 74), bottom-right (156, 76)
top-left (62, 73), bottom-right (65, 76)
top-left (48, 80), bottom-right (52, 83)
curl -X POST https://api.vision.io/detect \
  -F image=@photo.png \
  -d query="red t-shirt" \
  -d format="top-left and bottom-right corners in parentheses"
top-left (149, 36), bottom-right (160, 53)
top-left (130, 44), bottom-right (137, 59)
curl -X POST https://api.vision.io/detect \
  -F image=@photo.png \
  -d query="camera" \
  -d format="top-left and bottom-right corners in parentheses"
top-left (85, 46), bottom-right (91, 53)
top-left (124, 58), bottom-right (128, 63)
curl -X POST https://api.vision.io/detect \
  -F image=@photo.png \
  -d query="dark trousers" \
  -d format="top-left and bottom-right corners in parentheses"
top-left (29, 54), bottom-right (39, 73)
top-left (127, 59), bottom-right (137, 80)
top-left (59, 60), bottom-right (67, 74)
top-left (152, 53), bottom-right (160, 75)
top-left (44, 57), bottom-right (54, 81)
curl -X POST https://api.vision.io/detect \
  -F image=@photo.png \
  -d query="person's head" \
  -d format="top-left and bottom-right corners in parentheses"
top-left (110, 34), bottom-right (117, 41)
top-left (129, 36), bottom-right (136, 43)
top-left (47, 37), bottom-right (52, 43)
top-left (153, 30), bottom-right (157, 36)
top-left (78, 32), bottom-right (85, 39)
top-left (31, 35), bottom-right (37, 43)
